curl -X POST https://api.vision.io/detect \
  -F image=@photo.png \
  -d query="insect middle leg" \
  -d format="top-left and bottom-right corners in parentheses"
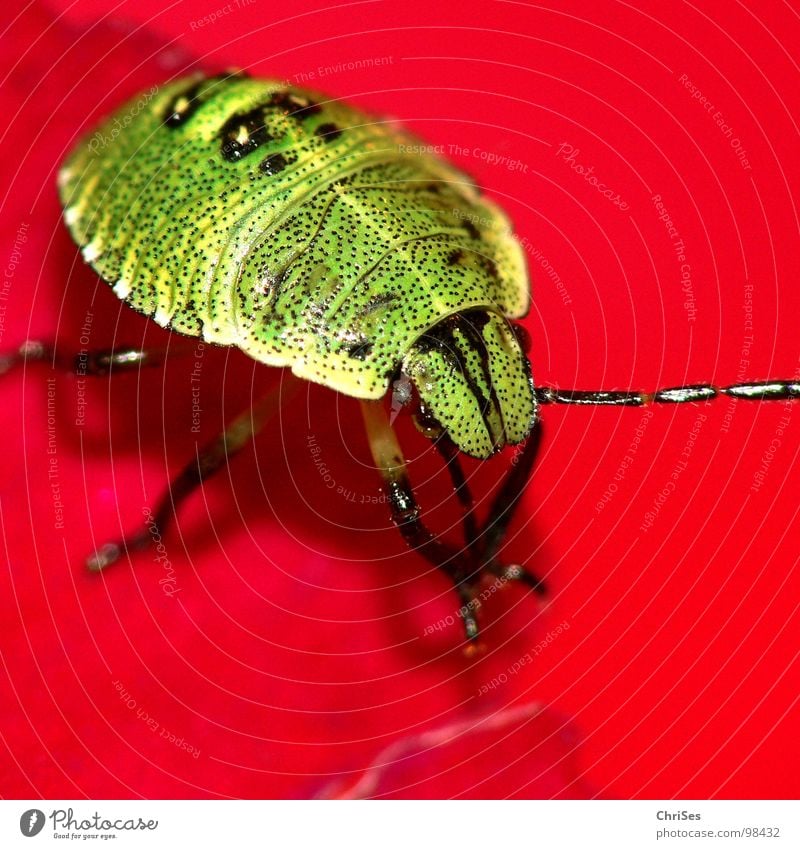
top-left (433, 435), bottom-right (480, 550)
top-left (360, 400), bottom-right (482, 644)
top-left (87, 389), bottom-right (284, 571)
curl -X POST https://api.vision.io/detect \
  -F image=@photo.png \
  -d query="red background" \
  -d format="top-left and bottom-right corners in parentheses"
top-left (1, 0), bottom-right (799, 799)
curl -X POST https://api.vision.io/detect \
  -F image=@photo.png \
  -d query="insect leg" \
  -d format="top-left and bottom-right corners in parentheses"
top-left (433, 435), bottom-right (480, 551)
top-left (86, 391), bottom-right (281, 571)
top-left (360, 400), bottom-right (481, 645)
top-left (0, 341), bottom-right (51, 374)
top-left (73, 346), bottom-right (180, 375)
top-left (0, 340), bottom-right (189, 376)
top-left (480, 422), bottom-right (545, 594)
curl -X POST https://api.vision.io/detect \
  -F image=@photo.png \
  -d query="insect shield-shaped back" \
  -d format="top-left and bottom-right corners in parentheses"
top-left (58, 71), bottom-right (536, 455)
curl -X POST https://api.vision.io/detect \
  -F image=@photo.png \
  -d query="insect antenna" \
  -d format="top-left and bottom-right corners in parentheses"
top-left (535, 379), bottom-right (800, 406)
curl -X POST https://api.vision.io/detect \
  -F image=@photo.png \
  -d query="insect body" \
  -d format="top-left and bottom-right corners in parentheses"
top-left (7, 71), bottom-right (799, 648)
top-left (59, 71), bottom-right (535, 459)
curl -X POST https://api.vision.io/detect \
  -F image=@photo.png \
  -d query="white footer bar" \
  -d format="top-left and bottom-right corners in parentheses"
top-left (2, 800), bottom-right (796, 848)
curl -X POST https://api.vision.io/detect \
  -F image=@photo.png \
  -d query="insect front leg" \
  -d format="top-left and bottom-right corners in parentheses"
top-left (480, 423), bottom-right (546, 594)
top-left (0, 339), bottom-right (188, 376)
top-left (360, 399), bottom-right (482, 646)
top-left (87, 390), bottom-right (282, 571)
top-left (433, 435), bottom-right (480, 551)
top-left (428, 422), bottom-right (545, 594)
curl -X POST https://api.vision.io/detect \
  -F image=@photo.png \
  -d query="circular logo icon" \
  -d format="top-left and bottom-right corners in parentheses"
top-left (19, 810), bottom-right (45, 837)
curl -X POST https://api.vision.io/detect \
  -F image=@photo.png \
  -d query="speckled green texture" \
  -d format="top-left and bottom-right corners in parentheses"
top-left (59, 72), bottom-right (536, 457)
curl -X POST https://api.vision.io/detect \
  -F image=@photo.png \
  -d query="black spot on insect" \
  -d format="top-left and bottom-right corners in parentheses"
top-left (315, 122), bottom-right (342, 142)
top-left (511, 321), bottom-right (532, 353)
top-left (268, 90), bottom-right (322, 118)
top-left (163, 72), bottom-right (242, 127)
top-left (259, 153), bottom-right (289, 176)
top-left (346, 340), bottom-right (374, 360)
top-left (447, 249), bottom-right (465, 266)
top-left (461, 219), bottom-right (480, 239)
top-left (219, 105), bottom-right (277, 162)
top-left (479, 256), bottom-right (501, 281)
top-left (413, 326), bottom-right (448, 356)
top-left (163, 79), bottom-right (206, 126)
top-left (462, 309), bottom-right (491, 332)
top-left (416, 314), bottom-right (496, 419)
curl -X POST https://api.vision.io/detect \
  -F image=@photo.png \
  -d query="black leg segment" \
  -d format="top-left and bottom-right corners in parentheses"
top-left (87, 393), bottom-right (279, 571)
top-left (0, 339), bottom-right (187, 376)
top-left (479, 423), bottom-right (545, 595)
top-left (361, 399), bottom-right (481, 644)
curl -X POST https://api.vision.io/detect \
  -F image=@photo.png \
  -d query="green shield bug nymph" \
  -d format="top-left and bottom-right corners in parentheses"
top-left (8, 71), bottom-right (799, 650)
